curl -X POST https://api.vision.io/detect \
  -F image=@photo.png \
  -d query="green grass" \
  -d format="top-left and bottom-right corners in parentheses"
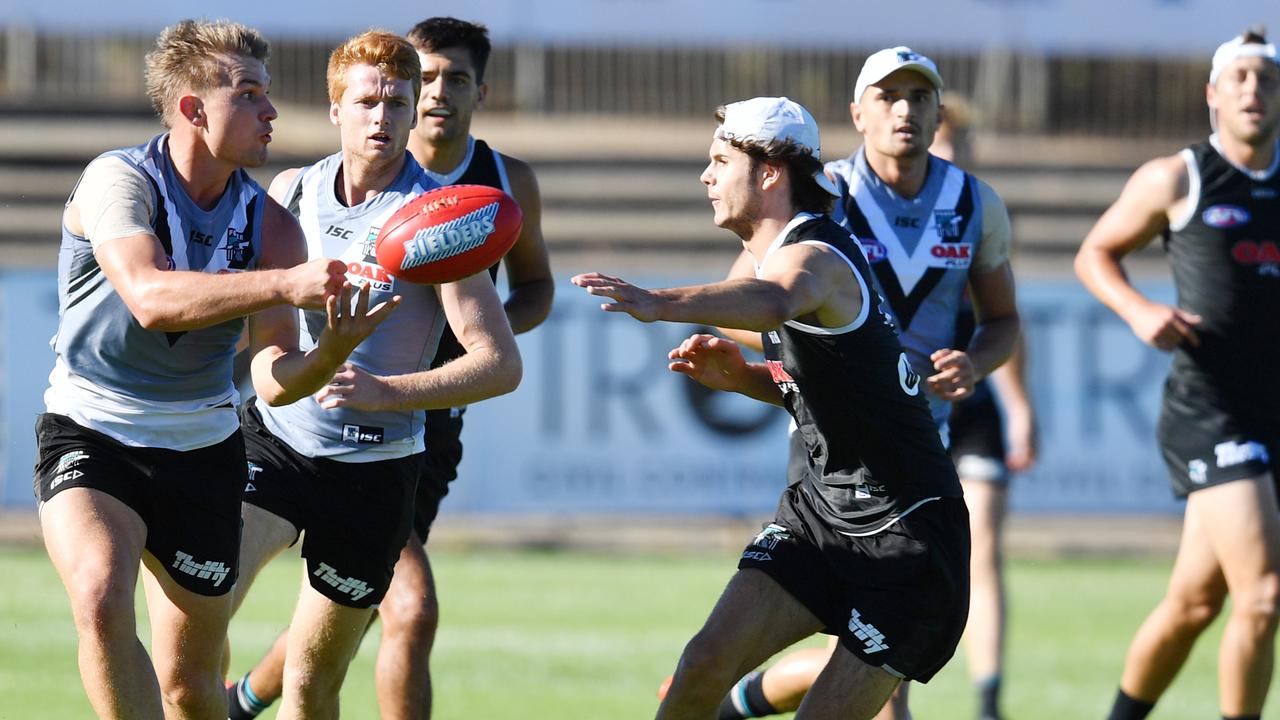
top-left (0, 545), bottom-right (1231, 719)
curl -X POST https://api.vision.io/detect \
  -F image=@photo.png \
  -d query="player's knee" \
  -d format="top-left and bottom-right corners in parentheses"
top-left (1233, 572), bottom-right (1280, 631)
top-left (673, 630), bottom-right (738, 689)
top-left (381, 588), bottom-right (440, 643)
top-left (1168, 592), bottom-right (1224, 632)
top-left (156, 672), bottom-right (219, 715)
top-left (65, 574), bottom-right (134, 639)
top-left (286, 662), bottom-right (344, 708)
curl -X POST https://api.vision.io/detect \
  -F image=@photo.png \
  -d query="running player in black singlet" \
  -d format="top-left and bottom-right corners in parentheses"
top-left (1076, 29), bottom-right (1280, 720)
top-left (697, 57), bottom-right (1022, 720)
top-left (225, 18), bottom-right (552, 720)
top-left (573, 97), bottom-right (969, 720)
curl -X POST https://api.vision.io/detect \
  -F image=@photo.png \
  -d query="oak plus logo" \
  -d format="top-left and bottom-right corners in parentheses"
top-left (1231, 240), bottom-right (1280, 278)
top-left (848, 607), bottom-right (890, 654)
top-left (401, 202), bottom-right (499, 269)
top-left (927, 242), bottom-right (972, 269)
top-left (172, 551), bottom-right (230, 587)
top-left (313, 562), bottom-right (373, 602)
top-left (346, 261), bottom-right (394, 292)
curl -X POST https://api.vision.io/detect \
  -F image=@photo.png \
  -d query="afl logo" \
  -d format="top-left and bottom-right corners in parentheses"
top-left (1202, 205), bottom-right (1251, 228)
top-left (857, 237), bottom-right (887, 263)
top-left (897, 353), bottom-right (920, 396)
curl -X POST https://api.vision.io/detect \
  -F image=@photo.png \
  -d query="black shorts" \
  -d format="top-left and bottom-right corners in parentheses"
top-left (412, 408), bottom-right (465, 541)
top-left (739, 487), bottom-right (970, 683)
top-left (240, 401), bottom-right (420, 609)
top-left (32, 413), bottom-right (244, 597)
top-left (1157, 380), bottom-right (1279, 498)
top-left (949, 383), bottom-right (1008, 484)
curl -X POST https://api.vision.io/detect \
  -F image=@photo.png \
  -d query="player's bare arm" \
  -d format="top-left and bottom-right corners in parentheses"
top-left (716, 249), bottom-right (767, 351)
top-left (83, 190), bottom-right (345, 331)
top-left (314, 270), bottom-right (521, 411)
top-left (989, 334), bottom-right (1037, 472)
top-left (500, 155), bottom-right (554, 333)
top-left (668, 333), bottom-right (783, 405)
top-left (573, 243), bottom-right (857, 331)
top-left (928, 182), bottom-right (1020, 401)
top-left (1075, 155), bottom-right (1201, 351)
top-left (929, 259), bottom-right (1020, 402)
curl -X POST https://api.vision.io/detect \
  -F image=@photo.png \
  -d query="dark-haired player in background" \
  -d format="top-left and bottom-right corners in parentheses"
top-left (227, 18), bottom-right (551, 720)
top-left (1076, 28), bottom-right (1280, 720)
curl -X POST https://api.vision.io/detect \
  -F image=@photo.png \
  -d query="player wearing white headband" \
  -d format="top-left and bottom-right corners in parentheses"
top-left (1077, 27), bottom-right (1280, 720)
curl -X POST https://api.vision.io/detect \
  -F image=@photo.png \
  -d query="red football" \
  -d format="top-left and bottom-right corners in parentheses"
top-left (375, 184), bottom-right (523, 284)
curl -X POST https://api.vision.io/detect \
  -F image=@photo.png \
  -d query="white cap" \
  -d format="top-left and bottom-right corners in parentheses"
top-left (714, 96), bottom-right (839, 196)
top-left (1209, 32), bottom-right (1277, 85)
top-left (1208, 31), bottom-right (1278, 130)
top-left (854, 46), bottom-right (944, 102)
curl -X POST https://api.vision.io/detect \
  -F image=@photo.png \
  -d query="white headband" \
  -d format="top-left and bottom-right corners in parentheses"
top-left (1210, 36), bottom-right (1278, 85)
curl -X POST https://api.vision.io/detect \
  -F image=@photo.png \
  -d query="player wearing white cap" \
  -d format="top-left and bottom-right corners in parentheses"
top-left (1076, 27), bottom-right (1280, 720)
top-left (697, 48), bottom-right (1019, 720)
top-left (574, 96), bottom-right (970, 720)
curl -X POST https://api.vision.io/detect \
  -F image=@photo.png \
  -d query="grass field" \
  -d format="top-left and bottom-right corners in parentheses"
top-left (0, 544), bottom-right (1231, 719)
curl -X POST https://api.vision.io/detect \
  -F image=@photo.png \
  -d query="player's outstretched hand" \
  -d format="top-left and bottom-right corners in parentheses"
top-left (928, 348), bottom-right (976, 401)
top-left (284, 258), bottom-right (348, 309)
top-left (314, 361), bottom-right (390, 412)
top-left (317, 282), bottom-right (401, 361)
top-left (668, 334), bottom-right (747, 392)
top-left (1126, 301), bottom-right (1200, 351)
top-left (571, 272), bottom-right (663, 322)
